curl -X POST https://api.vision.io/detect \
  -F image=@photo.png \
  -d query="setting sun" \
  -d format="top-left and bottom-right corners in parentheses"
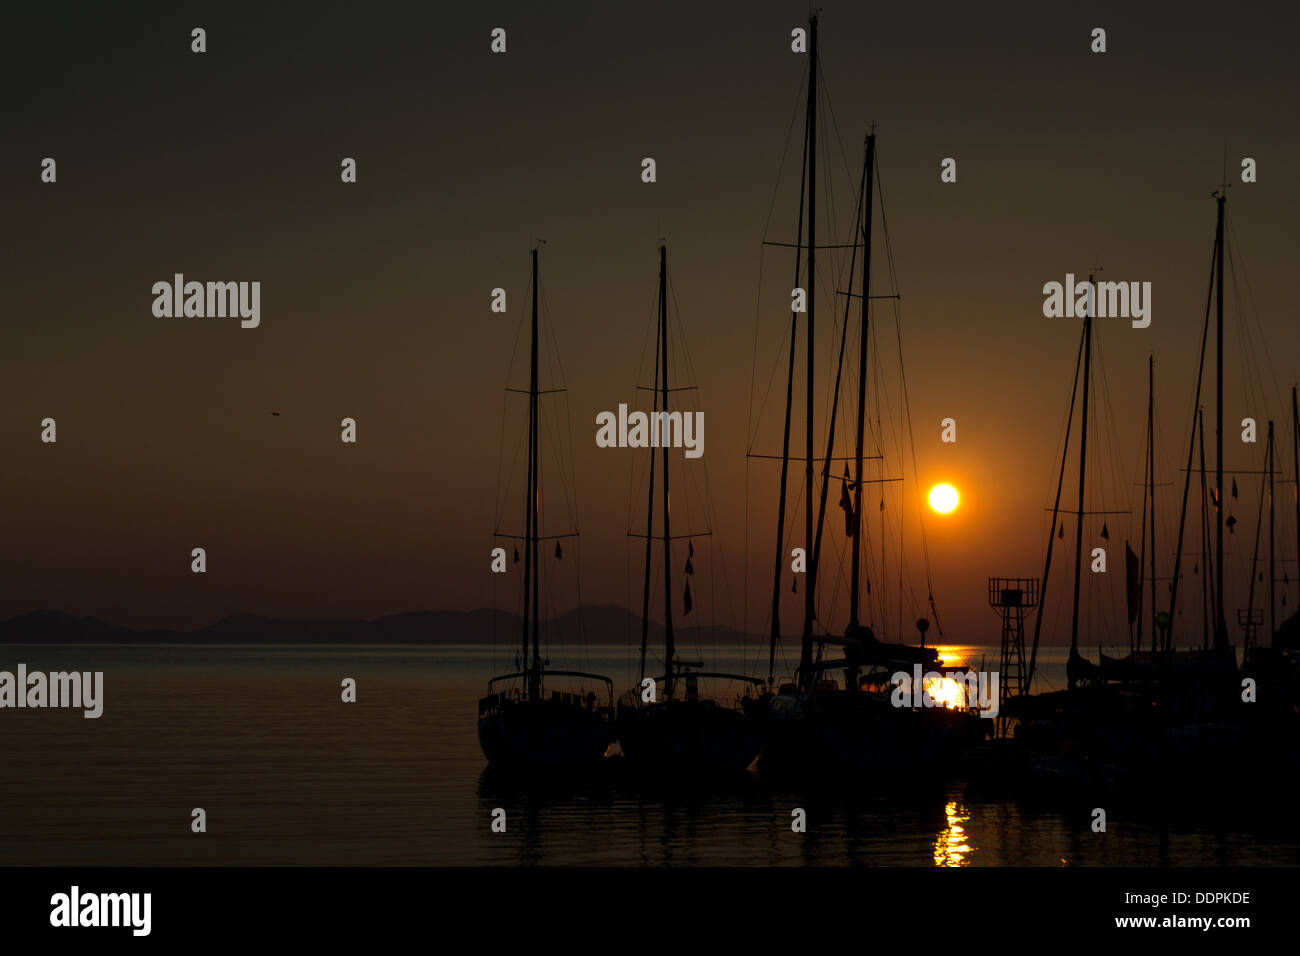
top-left (928, 483), bottom-right (959, 514)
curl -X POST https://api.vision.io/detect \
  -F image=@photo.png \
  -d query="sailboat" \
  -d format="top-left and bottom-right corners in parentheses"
top-left (1243, 386), bottom-right (1300, 683)
top-left (750, 14), bottom-right (985, 777)
top-left (1010, 188), bottom-right (1299, 788)
top-left (614, 245), bottom-right (767, 774)
top-left (477, 248), bottom-right (616, 770)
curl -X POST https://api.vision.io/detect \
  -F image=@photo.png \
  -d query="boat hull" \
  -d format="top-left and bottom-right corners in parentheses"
top-left (477, 699), bottom-right (613, 770)
top-left (616, 700), bottom-right (762, 774)
top-left (754, 689), bottom-right (987, 778)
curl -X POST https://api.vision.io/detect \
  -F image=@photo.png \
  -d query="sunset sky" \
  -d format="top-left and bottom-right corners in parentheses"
top-left (4, 1), bottom-right (1298, 652)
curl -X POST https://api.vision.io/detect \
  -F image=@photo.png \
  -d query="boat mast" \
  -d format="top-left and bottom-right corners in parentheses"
top-left (1199, 409), bottom-right (1212, 650)
top-left (1137, 355), bottom-right (1153, 653)
top-left (810, 134), bottom-right (869, 638)
top-left (523, 248), bottom-right (541, 701)
top-left (1289, 382), bottom-right (1300, 642)
top-left (1168, 209), bottom-right (1220, 651)
top-left (1149, 358), bottom-right (1158, 652)
top-left (1214, 191), bottom-right (1227, 651)
top-left (1293, 385), bottom-right (1299, 643)
top-left (849, 133), bottom-right (876, 630)
top-left (769, 322), bottom-right (796, 686)
top-left (1268, 419), bottom-right (1276, 645)
top-left (639, 257), bottom-right (661, 684)
top-left (1067, 276), bottom-right (1094, 688)
top-left (1026, 325), bottom-right (1084, 693)
top-left (798, 12), bottom-right (818, 689)
top-left (766, 63), bottom-right (811, 688)
top-left (659, 245), bottom-right (675, 699)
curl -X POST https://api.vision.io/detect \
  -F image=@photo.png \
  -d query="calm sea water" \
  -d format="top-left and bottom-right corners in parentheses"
top-left (2, 643), bottom-right (1296, 866)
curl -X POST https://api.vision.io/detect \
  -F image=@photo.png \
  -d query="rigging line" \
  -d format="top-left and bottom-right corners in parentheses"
top-left (1027, 312), bottom-right (1086, 689)
top-left (626, 276), bottom-right (663, 534)
top-left (809, 135), bottom-right (868, 629)
top-left (665, 288), bottom-right (712, 656)
top-left (1226, 239), bottom-right (1264, 430)
top-left (667, 273), bottom-right (743, 671)
top-left (1097, 334), bottom-right (1132, 632)
top-left (862, 287), bottom-right (906, 631)
top-left (555, 339), bottom-right (587, 658)
top-left (1090, 331), bottom-right (1131, 606)
top-left (874, 293), bottom-right (914, 631)
top-left (876, 148), bottom-right (943, 637)
top-left (815, 79), bottom-right (849, 301)
top-left (1227, 217), bottom-right (1287, 420)
top-left (762, 67), bottom-right (813, 674)
top-left (760, 71), bottom-right (809, 242)
top-left (536, 370), bottom-right (570, 540)
top-left (1168, 231), bottom-right (1221, 639)
top-left (1246, 426), bottom-right (1268, 626)
top-left (495, 263), bottom-right (536, 536)
top-left (536, 283), bottom-right (580, 536)
top-left (532, 388), bottom-right (586, 662)
top-left (748, 277), bottom-right (796, 452)
top-left (817, 59), bottom-right (860, 199)
top-left (748, 67), bottom-right (808, 454)
top-left (1229, 237), bottom-right (1276, 439)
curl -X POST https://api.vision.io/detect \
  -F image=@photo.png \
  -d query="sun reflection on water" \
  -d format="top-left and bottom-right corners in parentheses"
top-left (933, 801), bottom-right (974, 866)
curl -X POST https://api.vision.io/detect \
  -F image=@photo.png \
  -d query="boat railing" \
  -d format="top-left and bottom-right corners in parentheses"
top-left (484, 669), bottom-right (615, 704)
top-left (622, 671), bottom-right (767, 710)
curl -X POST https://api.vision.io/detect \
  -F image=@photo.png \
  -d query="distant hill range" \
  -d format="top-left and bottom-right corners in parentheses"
top-left (0, 606), bottom-right (760, 646)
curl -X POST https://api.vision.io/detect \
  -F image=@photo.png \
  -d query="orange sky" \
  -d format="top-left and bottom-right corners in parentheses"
top-left (4, 2), bottom-right (1298, 647)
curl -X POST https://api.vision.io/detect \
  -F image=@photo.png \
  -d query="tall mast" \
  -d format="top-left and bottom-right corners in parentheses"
top-left (1214, 192), bottom-right (1227, 651)
top-left (1199, 409), bottom-right (1212, 650)
top-left (659, 245), bottom-right (675, 699)
top-left (810, 134), bottom-right (868, 635)
top-left (1149, 358), bottom-right (1158, 653)
top-left (524, 248), bottom-right (541, 700)
top-left (766, 55), bottom-right (811, 688)
top-left (1137, 355), bottom-right (1153, 653)
top-left (1068, 276), bottom-right (1094, 686)
top-left (1168, 214), bottom-right (1219, 651)
top-left (798, 12), bottom-right (818, 688)
top-left (769, 322), bottom-right (796, 686)
top-left (1268, 419), bottom-right (1276, 645)
top-left (1026, 325), bottom-right (1085, 693)
top-left (1293, 385), bottom-right (1299, 642)
top-left (849, 133), bottom-right (876, 629)
top-left (639, 260), bottom-right (661, 684)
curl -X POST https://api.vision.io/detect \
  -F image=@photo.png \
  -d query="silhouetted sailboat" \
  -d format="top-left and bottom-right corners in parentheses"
top-left (1010, 188), bottom-right (1300, 789)
top-left (477, 248), bottom-right (615, 770)
top-left (615, 245), bottom-right (766, 774)
top-left (749, 13), bottom-right (984, 778)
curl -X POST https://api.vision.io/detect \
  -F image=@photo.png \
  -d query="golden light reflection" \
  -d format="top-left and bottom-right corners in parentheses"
top-left (933, 801), bottom-right (974, 866)
top-left (923, 675), bottom-right (966, 709)
top-left (932, 645), bottom-right (975, 667)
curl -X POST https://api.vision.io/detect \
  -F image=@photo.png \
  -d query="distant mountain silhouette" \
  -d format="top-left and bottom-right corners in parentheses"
top-left (0, 605), bottom-right (759, 646)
